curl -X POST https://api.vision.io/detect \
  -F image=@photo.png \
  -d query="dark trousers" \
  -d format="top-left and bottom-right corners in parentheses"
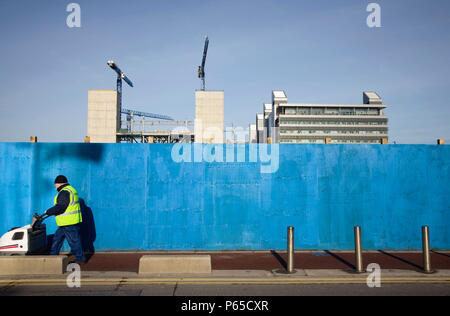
top-left (50, 224), bottom-right (85, 263)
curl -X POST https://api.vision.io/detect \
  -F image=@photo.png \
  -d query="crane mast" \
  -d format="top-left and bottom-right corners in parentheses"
top-left (107, 60), bottom-right (173, 134)
top-left (198, 37), bottom-right (209, 91)
top-left (107, 60), bottom-right (133, 116)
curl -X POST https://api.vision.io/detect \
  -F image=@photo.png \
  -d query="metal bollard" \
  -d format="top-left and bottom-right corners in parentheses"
top-left (287, 226), bottom-right (295, 273)
top-left (422, 226), bottom-right (434, 273)
top-left (354, 226), bottom-right (364, 273)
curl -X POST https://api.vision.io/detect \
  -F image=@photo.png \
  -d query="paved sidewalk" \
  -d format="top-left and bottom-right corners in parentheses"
top-left (1, 269), bottom-right (450, 285)
top-left (1, 251), bottom-right (449, 296)
top-left (74, 250), bottom-right (450, 272)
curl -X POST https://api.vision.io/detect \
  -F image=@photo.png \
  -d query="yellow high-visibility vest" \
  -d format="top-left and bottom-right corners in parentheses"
top-left (54, 185), bottom-right (82, 227)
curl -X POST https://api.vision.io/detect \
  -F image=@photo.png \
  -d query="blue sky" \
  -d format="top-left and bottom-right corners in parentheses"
top-left (0, 0), bottom-right (449, 143)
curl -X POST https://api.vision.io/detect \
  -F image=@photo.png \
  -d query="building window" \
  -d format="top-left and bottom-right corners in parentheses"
top-left (285, 108), bottom-right (296, 115)
top-left (298, 108), bottom-right (310, 115)
top-left (340, 108), bottom-right (355, 115)
top-left (311, 108), bottom-right (324, 115)
top-left (324, 107), bottom-right (339, 115)
top-left (355, 108), bottom-right (368, 115)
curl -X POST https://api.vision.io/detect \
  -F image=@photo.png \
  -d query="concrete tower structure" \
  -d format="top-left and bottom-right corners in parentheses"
top-left (249, 124), bottom-right (257, 143)
top-left (194, 91), bottom-right (224, 143)
top-left (87, 90), bottom-right (120, 143)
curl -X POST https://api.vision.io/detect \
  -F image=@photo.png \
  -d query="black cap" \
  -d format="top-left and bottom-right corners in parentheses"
top-left (54, 175), bottom-right (68, 184)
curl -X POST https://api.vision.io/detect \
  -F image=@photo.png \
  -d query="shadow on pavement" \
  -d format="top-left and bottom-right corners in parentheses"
top-left (377, 250), bottom-right (423, 271)
top-left (431, 250), bottom-right (450, 259)
top-left (270, 250), bottom-right (287, 270)
top-left (324, 250), bottom-right (356, 270)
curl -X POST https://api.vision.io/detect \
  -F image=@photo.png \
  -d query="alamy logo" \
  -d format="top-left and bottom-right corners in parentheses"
top-left (366, 3), bottom-right (381, 28)
top-left (66, 3), bottom-right (81, 28)
top-left (366, 263), bottom-right (381, 288)
top-left (171, 143), bottom-right (279, 174)
top-left (66, 263), bottom-right (81, 288)
top-left (171, 122), bottom-right (279, 174)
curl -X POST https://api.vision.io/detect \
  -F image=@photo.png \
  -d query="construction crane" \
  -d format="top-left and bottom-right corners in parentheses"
top-left (198, 36), bottom-right (209, 91)
top-left (122, 108), bottom-right (173, 121)
top-left (107, 60), bottom-right (173, 133)
top-left (107, 60), bottom-right (133, 115)
top-left (122, 108), bottom-right (174, 132)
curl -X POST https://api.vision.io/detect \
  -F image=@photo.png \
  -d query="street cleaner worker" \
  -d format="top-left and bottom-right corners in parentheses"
top-left (45, 175), bottom-right (85, 264)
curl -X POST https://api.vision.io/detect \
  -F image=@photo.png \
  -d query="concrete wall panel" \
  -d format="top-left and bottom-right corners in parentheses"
top-left (195, 91), bottom-right (224, 143)
top-left (87, 90), bottom-right (119, 143)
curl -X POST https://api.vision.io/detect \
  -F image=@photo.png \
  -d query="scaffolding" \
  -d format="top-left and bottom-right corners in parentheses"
top-left (117, 118), bottom-right (194, 143)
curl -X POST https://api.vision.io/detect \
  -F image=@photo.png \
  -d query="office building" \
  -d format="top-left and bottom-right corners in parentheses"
top-left (256, 90), bottom-right (388, 144)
